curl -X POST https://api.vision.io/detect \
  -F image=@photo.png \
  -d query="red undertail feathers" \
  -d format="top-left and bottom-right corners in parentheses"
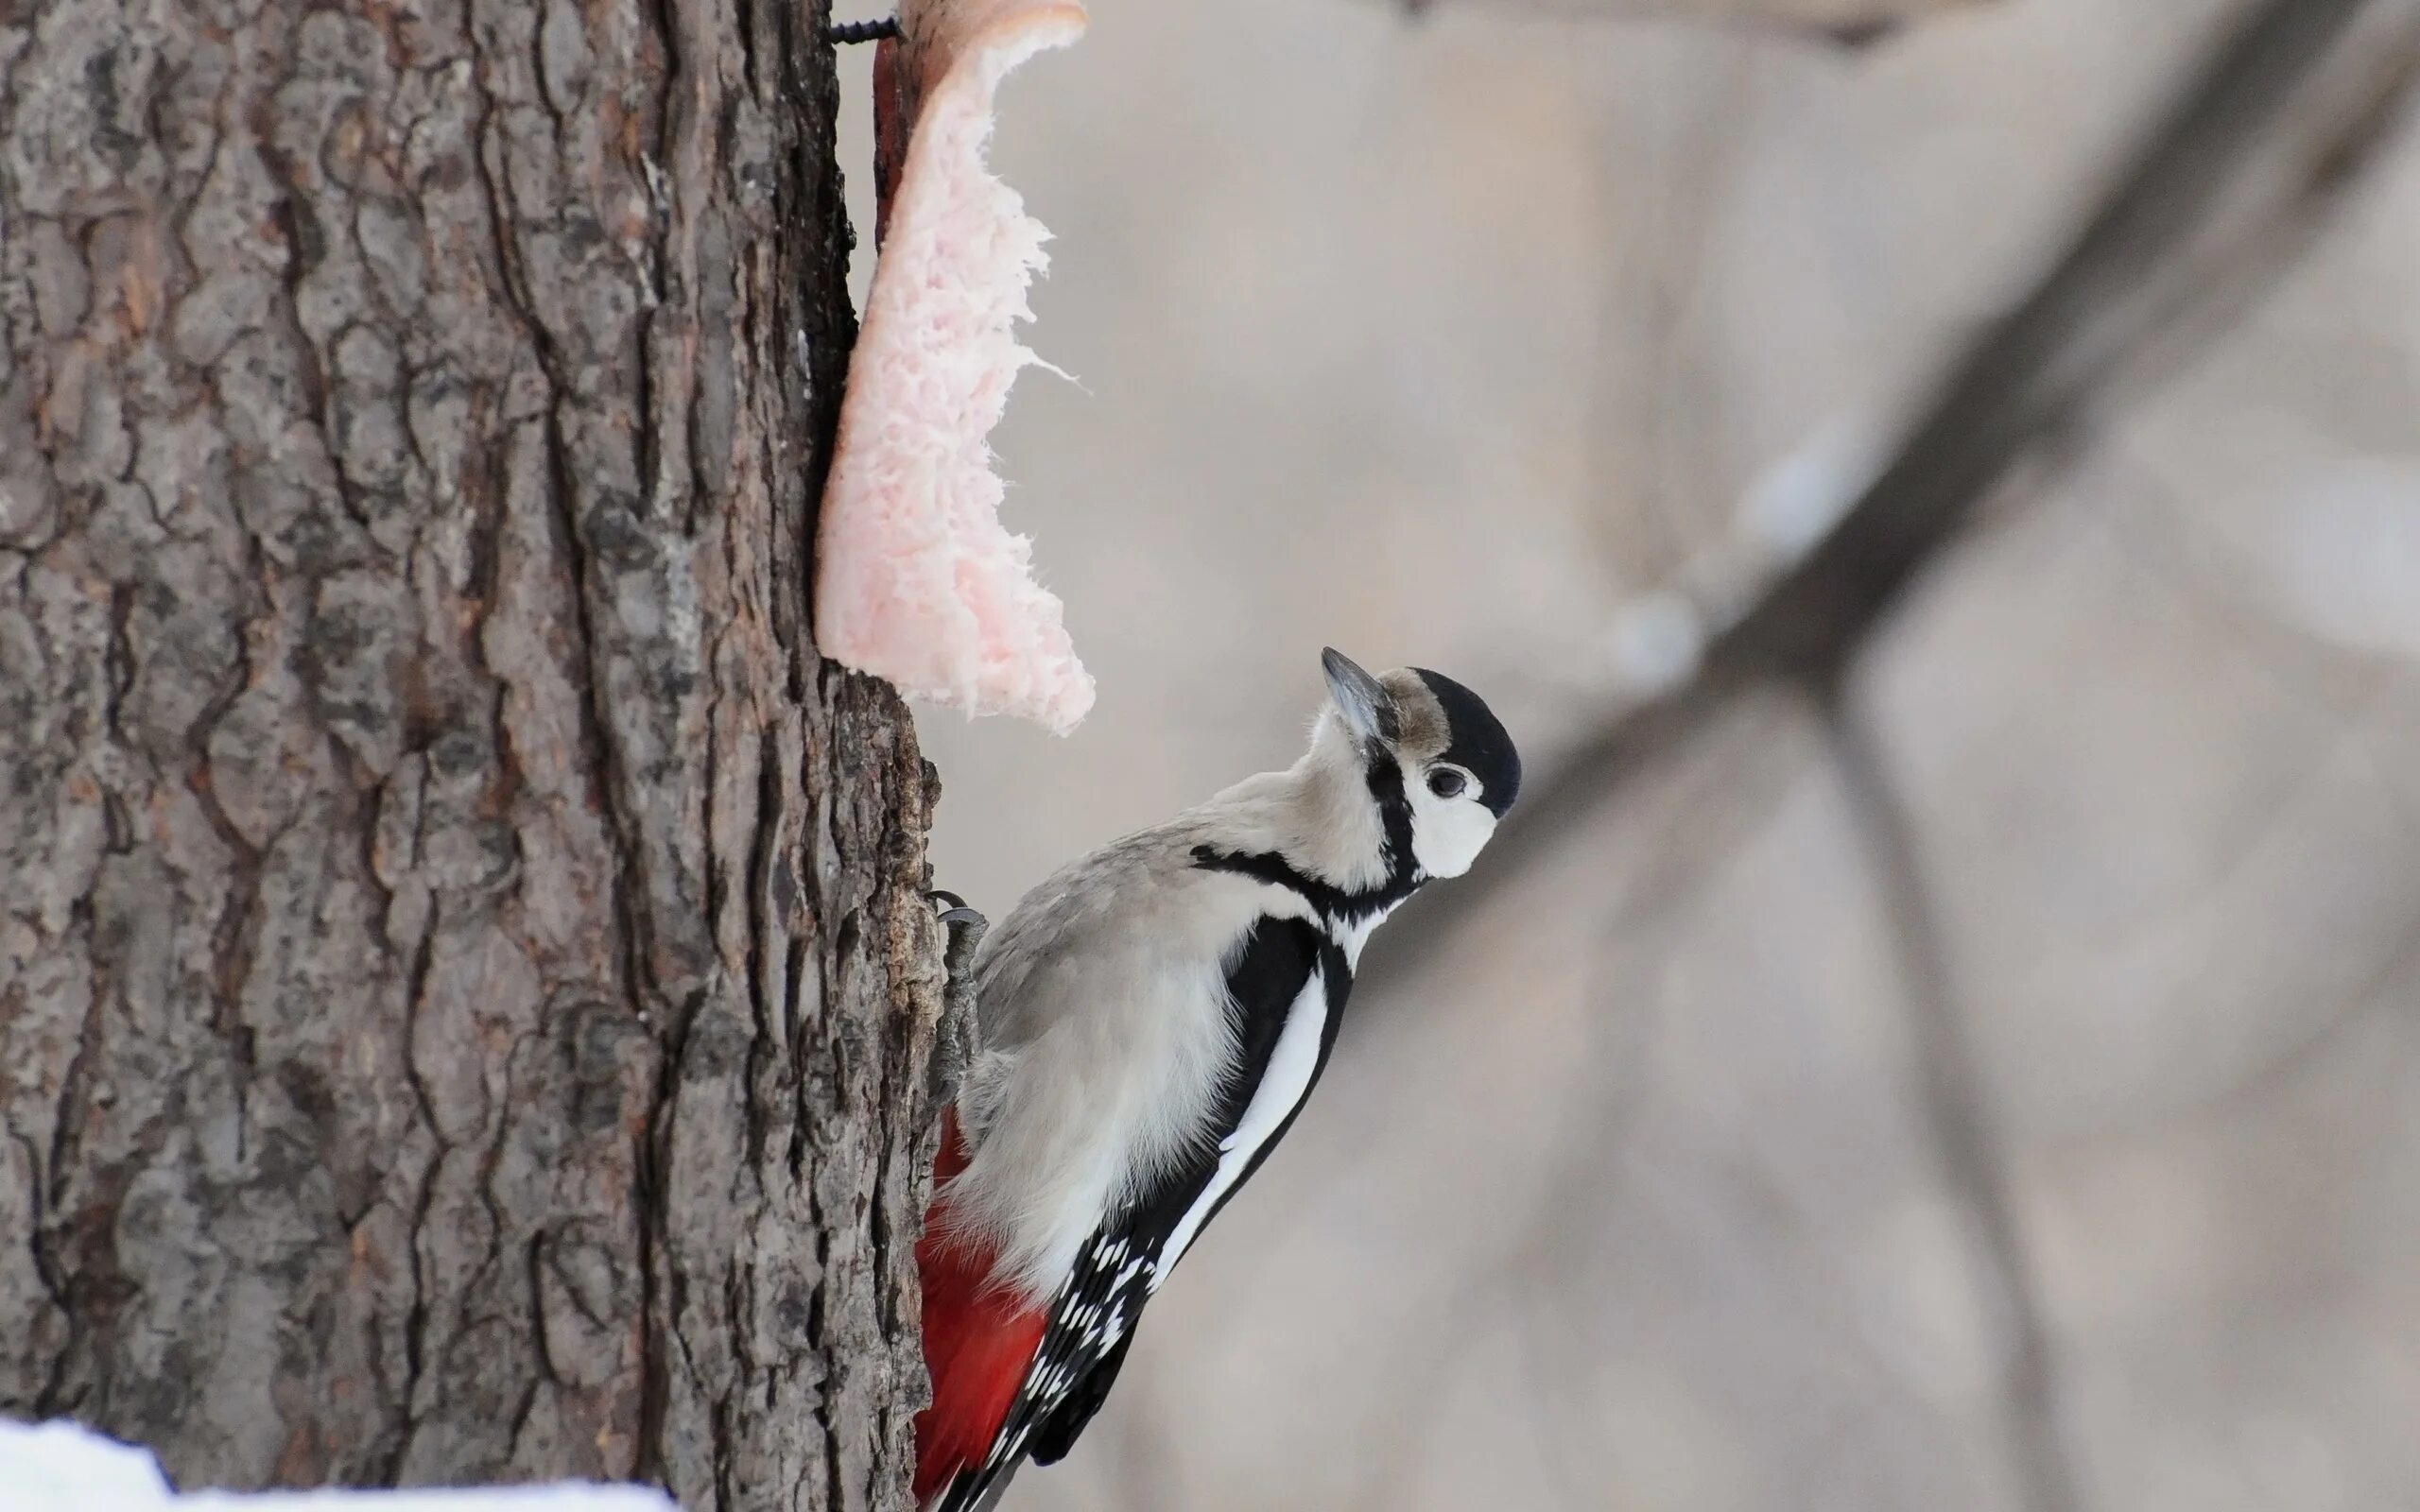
top-left (914, 1108), bottom-right (1046, 1506)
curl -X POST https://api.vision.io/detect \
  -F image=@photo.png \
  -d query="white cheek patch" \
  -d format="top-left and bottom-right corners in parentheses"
top-left (1406, 769), bottom-right (1499, 879)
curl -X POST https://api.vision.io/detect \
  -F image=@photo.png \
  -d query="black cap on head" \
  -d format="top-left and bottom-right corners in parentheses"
top-left (1413, 668), bottom-right (1521, 817)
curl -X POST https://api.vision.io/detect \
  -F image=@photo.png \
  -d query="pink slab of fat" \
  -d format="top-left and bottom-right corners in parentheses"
top-left (814, 0), bottom-right (1096, 734)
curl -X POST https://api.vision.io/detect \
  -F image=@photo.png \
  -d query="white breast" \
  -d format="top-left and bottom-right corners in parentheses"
top-left (1151, 964), bottom-right (1330, 1288)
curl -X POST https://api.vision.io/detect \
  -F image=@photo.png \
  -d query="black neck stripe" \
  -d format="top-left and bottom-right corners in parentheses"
top-left (1190, 843), bottom-right (1423, 926)
top-left (1192, 753), bottom-right (1424, 925)
top-left (1365, 750), bottom-right (1415, 878)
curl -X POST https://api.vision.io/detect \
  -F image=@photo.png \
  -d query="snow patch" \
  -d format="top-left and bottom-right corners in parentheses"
top-left (1, 1420), bottom-right (677, 1512)
top-left (1604, 591), bottom-right (1706, 696)
top-left (1737, 415), bottom-right (1884, 559)
top-left (2256, 457), bottom-right (2420, 662)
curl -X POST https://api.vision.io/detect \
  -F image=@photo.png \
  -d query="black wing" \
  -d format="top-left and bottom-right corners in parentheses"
top-left (1028, 1324), bottom-right (1135, 1465)
top-left (933, 915), bottom-right (1347, 1510)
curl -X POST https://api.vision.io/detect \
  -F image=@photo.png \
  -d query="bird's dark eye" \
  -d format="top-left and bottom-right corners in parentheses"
top-left (1427, 768), bottom-right (1467, 799)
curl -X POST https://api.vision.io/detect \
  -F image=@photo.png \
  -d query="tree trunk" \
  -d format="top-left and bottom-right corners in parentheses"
top-left (0, 0), bottom-right (943, 1506)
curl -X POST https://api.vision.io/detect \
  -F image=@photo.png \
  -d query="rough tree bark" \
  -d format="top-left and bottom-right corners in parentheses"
top-left (0, 0), bottom-right (944, 1507)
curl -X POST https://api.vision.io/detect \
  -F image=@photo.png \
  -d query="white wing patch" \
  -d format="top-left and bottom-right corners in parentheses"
top-left (1151, 965), bottom-right (1331, 1288)
top-left (1331, 901), bottom-right (1399, 969)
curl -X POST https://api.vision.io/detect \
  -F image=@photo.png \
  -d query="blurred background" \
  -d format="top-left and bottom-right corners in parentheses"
top-left (843, 1), bottom-right (2420, 1508)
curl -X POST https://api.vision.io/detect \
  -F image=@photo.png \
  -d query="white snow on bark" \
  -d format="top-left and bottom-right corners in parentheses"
top-left (0, 1421), bottom-right (677, 1512)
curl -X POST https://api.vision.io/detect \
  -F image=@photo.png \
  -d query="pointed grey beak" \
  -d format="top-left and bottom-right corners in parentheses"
top-left (1322, 647), bottom-right (1400, 746)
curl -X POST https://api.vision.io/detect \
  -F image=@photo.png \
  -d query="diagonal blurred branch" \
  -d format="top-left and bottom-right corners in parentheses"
top-left (1366, 0), bottom-right (2420, 999)
top-left (1397, 0), bottom-right (1989, 49)
top-left (1818, 695), bottom-right (2079, 1512)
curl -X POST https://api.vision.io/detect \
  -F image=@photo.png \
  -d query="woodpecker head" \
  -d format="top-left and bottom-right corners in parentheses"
top-left (1313, 647), bottom-right (1521, 882)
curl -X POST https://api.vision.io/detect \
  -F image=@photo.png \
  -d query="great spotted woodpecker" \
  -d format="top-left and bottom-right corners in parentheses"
top-left (915, 649), bottom-right (1522, 1510)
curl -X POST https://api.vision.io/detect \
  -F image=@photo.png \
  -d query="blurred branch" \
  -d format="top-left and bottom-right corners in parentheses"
top-left (1817, 696), bottom-right (2078, 1512)
top-left (1340, 720), bottom-right (1922, 1509)
top-left (1365, 0), bottom-right (2420, 1000)
top-left (1397, 0), bottom-right (1986, 48)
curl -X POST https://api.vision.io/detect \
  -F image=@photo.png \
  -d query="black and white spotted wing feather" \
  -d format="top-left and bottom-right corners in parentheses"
top-left (931, 915), bottom-right (1350, 1512)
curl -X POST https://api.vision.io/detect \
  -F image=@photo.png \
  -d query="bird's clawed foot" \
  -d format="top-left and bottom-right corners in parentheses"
top-left (931, 889), bottom-right (986, 936)
top-left (928, 890), bottom-right (988, 1108)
